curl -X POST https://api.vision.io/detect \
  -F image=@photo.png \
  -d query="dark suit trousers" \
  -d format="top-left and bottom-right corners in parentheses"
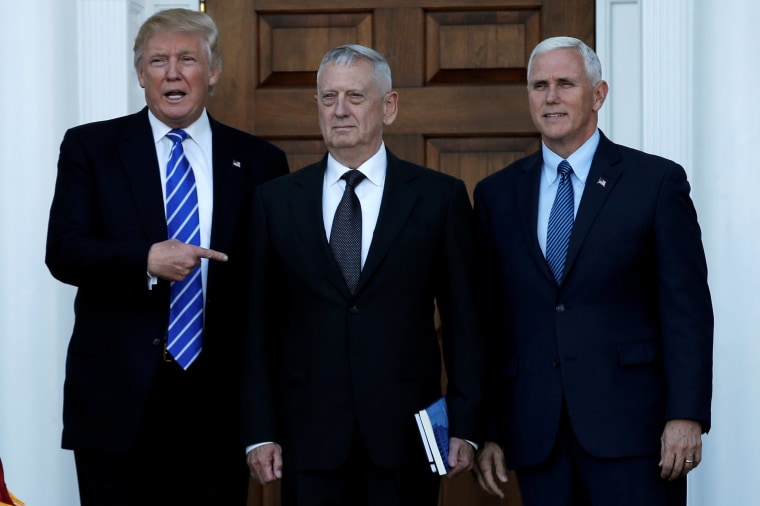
top-left (281, 428), bottom-right (440, 506)
top-left (74, 357), bottom-right (249, 506)
top-left (515, 405), bottom-right (686, 506)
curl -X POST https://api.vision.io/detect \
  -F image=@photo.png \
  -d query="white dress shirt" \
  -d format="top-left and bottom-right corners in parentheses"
top-left (322, 142), bottom-right (387, 266)
top-left (147, 110), bottom-right (214, 298)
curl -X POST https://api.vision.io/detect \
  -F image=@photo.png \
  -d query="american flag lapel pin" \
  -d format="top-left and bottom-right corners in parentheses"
top-left (597, 177), bottom-right (607, 188)
top-left (232, 159), bottom-right (241, 168)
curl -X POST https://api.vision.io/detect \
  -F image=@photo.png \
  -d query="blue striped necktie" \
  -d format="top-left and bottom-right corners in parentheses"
top-left (546, 160), bottom-right (575, 284)
top-left (165, 129), bottom-right (203, 369)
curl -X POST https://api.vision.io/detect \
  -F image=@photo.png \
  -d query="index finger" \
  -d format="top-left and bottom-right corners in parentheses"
top-left (198, 247), bottom-right (228, 262)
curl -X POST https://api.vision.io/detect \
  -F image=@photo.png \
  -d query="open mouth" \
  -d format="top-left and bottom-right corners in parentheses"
top-left (165, 91), bottom-right (187, 100)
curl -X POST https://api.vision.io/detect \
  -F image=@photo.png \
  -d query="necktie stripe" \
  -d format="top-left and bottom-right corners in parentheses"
top-left (165, 129), bottom-right (203, 369)
top-left (167, 179), bottom-right (195, 209)
top-left (170, 272), bottom-right (203, 308)
top-left (168, 206), bottom-right (200, 237)
top-left (168, 310), bottom-right (203, 340)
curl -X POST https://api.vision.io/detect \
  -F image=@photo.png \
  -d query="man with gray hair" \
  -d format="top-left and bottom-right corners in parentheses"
top-left (473, 36), bottom-right (713, 505)
top-left (241, 44), bottom-right (483, 505)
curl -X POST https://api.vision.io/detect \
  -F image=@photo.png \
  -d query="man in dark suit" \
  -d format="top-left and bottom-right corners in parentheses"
top-left (45, 8), bottom-right (289, 506)
top-left (241, 44), bottom-right (483, 506)
top-left (473, 37), bottom-right (713, 505)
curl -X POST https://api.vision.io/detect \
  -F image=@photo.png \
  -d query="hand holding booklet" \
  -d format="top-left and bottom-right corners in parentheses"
top-left (414, 396), bottom-right (450, 475)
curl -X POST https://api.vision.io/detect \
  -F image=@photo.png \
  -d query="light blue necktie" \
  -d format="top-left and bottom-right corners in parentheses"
top-left (546, 160), bottom-right (575, 284)
top-left (165, 129), bottom-right (203, 369)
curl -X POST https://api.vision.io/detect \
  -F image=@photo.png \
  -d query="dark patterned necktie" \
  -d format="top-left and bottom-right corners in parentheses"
top-left (330, 170), bottom-right (366, 294)
top-left (165, 129), bottom-right (203, 368)
top-left (546, 160), bottom-right (575, 284)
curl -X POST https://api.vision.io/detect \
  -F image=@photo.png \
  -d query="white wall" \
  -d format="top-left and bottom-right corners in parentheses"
top-left (0, 0), bottom-right (755, 504)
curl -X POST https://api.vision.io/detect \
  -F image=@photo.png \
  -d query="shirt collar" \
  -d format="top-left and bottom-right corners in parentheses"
top-left (148, 109), bottom-right (212, 149)
top-left (541, 129), bottom-right (600, 185)
top-left (326, 142), bottom-right (387, 188)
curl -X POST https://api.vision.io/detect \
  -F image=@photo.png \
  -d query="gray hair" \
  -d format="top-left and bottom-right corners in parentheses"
top-left (133, 8), bottom-right (222, 93)
top-left (527, 36), bottom-right (602, 86)
top-left (317, 44), bottom-right (392, 94)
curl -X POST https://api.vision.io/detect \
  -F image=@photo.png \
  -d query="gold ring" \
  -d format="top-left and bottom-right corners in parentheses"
top-left (685, 459), bottom-right (694, 464)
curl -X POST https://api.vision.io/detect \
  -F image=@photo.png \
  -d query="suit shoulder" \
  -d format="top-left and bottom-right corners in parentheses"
top-left (212, 121), bottom-right (285, 155)
top-left (475, 152), bottom-right (538, 194)
top-left (388, 152), bottom-right (465, 190)
top-left (614, 142), bottom-right (679, 166)
top-left (64, 111), bottom-right (142, 138)
top-left (258, 158), bottom-right (322, 191)
top-left (606, 141), bottom-right (687, 179)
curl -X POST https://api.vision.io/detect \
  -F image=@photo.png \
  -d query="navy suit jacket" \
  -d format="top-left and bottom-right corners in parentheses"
top-left (240, 148), bottom-right (483, 471)
top-left (46, 107), bottom-right (289, 453)
top-left (473, 131), bottom-right (713, 469)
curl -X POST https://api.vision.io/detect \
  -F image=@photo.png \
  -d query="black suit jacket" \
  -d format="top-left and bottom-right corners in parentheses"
top-left (46, 107), bottom-right (289, 453)
top-left (241, 148), bottom-right (483, 471)
top-left (473, 131), bottom-right (713, 469)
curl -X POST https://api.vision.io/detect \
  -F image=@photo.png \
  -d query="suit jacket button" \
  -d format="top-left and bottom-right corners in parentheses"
top-left (349, 305), bottom-right (359, 314)
top-left (552, 357), bottom-right (561, 368)
top-left (555, 304), bottom-right (566, 313)
top-left (152, 338), bottom-right (162, 346)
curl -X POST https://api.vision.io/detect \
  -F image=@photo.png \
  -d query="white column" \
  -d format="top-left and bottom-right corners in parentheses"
top-left (595, 0), bottom-right (643, 150)
top-left (690, 2), bottom-right (760, 505)
top-left (79, 0), bottom-right (138, 122)
top-left (641, 0), bottom-right (694, 174)
top-left (0, 0), bottom-right (80, 504)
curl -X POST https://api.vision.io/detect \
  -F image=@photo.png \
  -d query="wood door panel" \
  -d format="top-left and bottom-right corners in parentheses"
top-left (252, 85), bottom-right (534, 138)
top-left (205, 1), bottom-right (594, 505)
top-left (426, 9), bottom-right (540, 84)
top-left (427, 136), bottom-right (542, 200)
top-left (389, 86), bottom-right (534, 134)
top-left (259, 12), bottom-right (374, 86)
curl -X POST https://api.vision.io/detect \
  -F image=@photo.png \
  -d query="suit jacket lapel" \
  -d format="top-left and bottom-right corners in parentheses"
top-left (290, 158), bottom-right (351, 294)
top-left (205, 116), bottom-right (249, 289)
top-left (516, 153), bottom-right (555, 281)
top-left (357, 150), bottom-right (418, 292)
top-left (208, 117), bottom-right (246, 253)
top-left (119, 108), bottom-right (166, 244)
top-left (564, 132), bottom-right (622, 279)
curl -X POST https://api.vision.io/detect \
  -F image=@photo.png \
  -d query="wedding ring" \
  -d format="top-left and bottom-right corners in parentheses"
top-left (685, 459), bottom-right (694, 464)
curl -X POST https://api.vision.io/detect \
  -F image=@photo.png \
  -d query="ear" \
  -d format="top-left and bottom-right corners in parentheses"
top-left (592, 80), bottom-right (608, 112)
top-left (382, 91), bottom-right (399, 126)
top-left (136, 66), bottom-right (146, 89)
top-left (208, 66), bottom-right (221, 89)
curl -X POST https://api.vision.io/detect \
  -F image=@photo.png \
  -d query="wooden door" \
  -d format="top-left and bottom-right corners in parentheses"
top-left (205, 1), bottom-right (594, 505)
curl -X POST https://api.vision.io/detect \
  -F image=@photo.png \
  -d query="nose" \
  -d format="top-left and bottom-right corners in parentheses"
top-left (166, 58), bottom-right (181, 80)
top-left (545, 84), bottom-right (559, 103)
top-left (334, 94), bottom-right (348, 116)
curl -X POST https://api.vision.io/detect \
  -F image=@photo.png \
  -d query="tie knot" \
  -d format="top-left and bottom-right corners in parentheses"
top-left (558, 160), bottom-right (573, 177)
top-left (342, 170), bottom-right (366, 188)
top-left (167, 129), bottom-right (188, 145)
